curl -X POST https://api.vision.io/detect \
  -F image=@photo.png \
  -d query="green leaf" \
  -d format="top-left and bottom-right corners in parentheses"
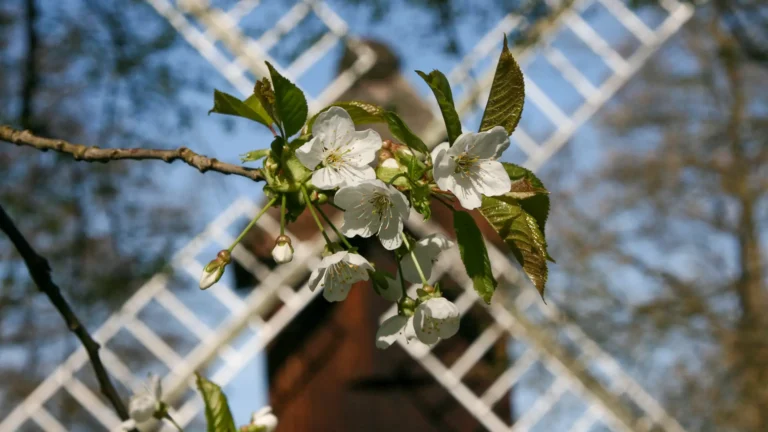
top-left (479, 196), bottom-right (549, 298)
top-left (270, 136), bottom-right (285, 161)
top-left (383, 111), bottom-right (429, 154)
top-left (265, 62), bottom-right (308, 137)
top-left (453, 211), bottom-right (497, 304)
top-left (416, 69), bottom-right (462, 144)
top-left (209, 90), bottom-right (273, 127)
top-left (479, 35), bottom-right (525, 135)
top-left (240, 149), bottom-right (270, 163)
top-left (306, 101), bottom-right (385, 132)
top-left (195, 373), bottom-right (237, 432)
top-left (501, 163), bottom-right (549, 246)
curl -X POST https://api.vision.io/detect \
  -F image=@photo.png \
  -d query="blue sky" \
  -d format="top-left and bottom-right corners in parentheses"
top-left (1, 0), bottom-right (699, 429)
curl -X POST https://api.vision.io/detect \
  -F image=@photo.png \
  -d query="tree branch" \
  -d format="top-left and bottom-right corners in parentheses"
top-left (0, 204), bottom-right (137, 431)
top-left (0, 125), bottom-right (265, 182)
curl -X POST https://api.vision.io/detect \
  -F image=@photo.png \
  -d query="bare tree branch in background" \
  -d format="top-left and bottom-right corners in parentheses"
top-left (0, 204), bottom-right (138, 432)
top-left (0, 126), bottom-right (265, 182)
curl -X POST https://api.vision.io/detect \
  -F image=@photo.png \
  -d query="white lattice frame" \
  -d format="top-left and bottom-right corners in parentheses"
top-left (2, 0), bottom-right (697, 431)
top-left (144, 0), bottom-right (377, 107)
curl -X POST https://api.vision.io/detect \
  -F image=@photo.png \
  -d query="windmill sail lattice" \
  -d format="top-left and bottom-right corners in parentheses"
top-left (1, 0), bottom-right (694, 431)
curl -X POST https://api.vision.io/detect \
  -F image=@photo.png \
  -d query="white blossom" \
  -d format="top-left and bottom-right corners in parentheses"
top-left (296, 107), bottom-right (382, 189)
top-left (431, 126), bottom-right (512, 210)
top-left (249, 406), bottom-right (278, 432)
top-left (375, 315), bottom-right (409, 349)
top-left (400, 234), bottom-right (454, 284)
top-left (308, 251), bottom-right (373, 302)
top-left (271, 235), bottom-right (294, 264)
top-left (376, 298), bottom-right (460, 348)
top-left (412, 297), bottom-right (460, 345)
top-left (128, 374), bottom-right (162, 424)
top-left (335, 180), bottom-right (410, 250)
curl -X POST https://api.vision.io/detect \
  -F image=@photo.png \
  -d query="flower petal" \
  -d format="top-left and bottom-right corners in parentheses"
top-left (377, 209), bottom-right (403, 250)
top-left (308, 268), bottom-right (324, 292)
top-left (344, 253), bottom-right (374, 275)
top-left (129, 394), bottom-right (157, 423)
top-left (375, 315), bottom-right (408, 349)
top-left (412, 306), bottom-right (440, 345)
top-left (322, 274), bottom-right (351, 302)
top-left (295, 136), bottom-right (326, 170)
top-left (337, 164), bottom-right (376, 187)
top-left (467, 126), bottom-right (509, 159)
top-left (431, 142), bottom-right (452, 183)
top-left (320, 251), bottom-right (348, 267)
top-left (404, 317), bottom-right (419, 344)
top-left (311, 106), bottom-right (355, 144)
top-left (311, 167), bottom-right (345, 190)
top-left (388, 184), bottom-right (411, 220)
top-left (413, 298), bottom-right (460, 344)
top-left (341, 129), bottom-right (382, 166)
top-left (449, 173), bottom-right (483, 210)
top-left (474, 160), bottom-right (512, 197)
top-left (446, 132), bottom-right (475, 156)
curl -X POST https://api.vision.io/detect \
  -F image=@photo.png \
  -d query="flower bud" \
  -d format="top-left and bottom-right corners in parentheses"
top-left (199, 250), bottom-right (231, 290)
top-left (271, 235), bottom-right (294, 264)
top-left (378, 149), bottom-right (394, 163)
top-left (243, 406), bottom-right (278, 432)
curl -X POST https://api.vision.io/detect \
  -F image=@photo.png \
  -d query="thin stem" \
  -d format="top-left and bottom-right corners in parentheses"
top-left (267, 124), bottom-right (278, 137)
top-left (400, 233), bottom-right (428, 285)
top-left (301, 186), bottom-right (332, 245)
top-left (280, 194), bottom-right (286, 236)
top-left (396, 253), bottom-right (409, 300)
top-left (228, 196), bottom-right (278, 252)
top-left (164, 414), bottom-right (184, 432)
top-left (388, 172), bottom-right (408, 185)
top-left (327, 200), bottom-right (345, 212)
top-left (315, 203), bottom-right (353, 249)
top-left (0, 204), bottom-right (138, 431)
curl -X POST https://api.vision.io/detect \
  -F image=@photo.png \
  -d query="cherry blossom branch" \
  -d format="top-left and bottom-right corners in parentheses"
top-left (0, 204), bottom-right (138, 432)
top-left (0, 125), bottom-right (265, 182)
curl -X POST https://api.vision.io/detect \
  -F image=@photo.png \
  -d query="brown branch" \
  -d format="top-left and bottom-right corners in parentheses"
top-left (0, 125), bottom-right (265, 182)
top-left (0, 204), bottom-right (137, 431)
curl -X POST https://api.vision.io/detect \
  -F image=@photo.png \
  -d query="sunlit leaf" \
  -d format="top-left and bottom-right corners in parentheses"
top-left (479, 35), bottom-right (525, 135)
top-left (195, 373), bottom-right (237, 432)
top-left (416, 69), bottom-right (462, 144)
top-left (383, 111), bottom-right (429, 154)
top-left (502, 163), bottom-right (550, 249)
top-left (265, 62), bottom-right (308, 137)
top-left (209, 90), bottom-right (273, 127)
top-left (479, 196), bottom-right (549, 298)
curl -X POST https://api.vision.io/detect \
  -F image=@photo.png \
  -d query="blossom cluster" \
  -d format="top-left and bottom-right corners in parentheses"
top-left (200, 106), bottom-right (514, 349)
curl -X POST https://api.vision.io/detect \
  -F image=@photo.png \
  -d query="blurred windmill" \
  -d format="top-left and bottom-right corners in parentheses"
top-left (1, 1), bottom-right (704, 431)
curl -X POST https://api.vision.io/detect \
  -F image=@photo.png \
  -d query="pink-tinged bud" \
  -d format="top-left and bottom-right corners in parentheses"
top-left (272, 235), bottom-right (294, 264)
